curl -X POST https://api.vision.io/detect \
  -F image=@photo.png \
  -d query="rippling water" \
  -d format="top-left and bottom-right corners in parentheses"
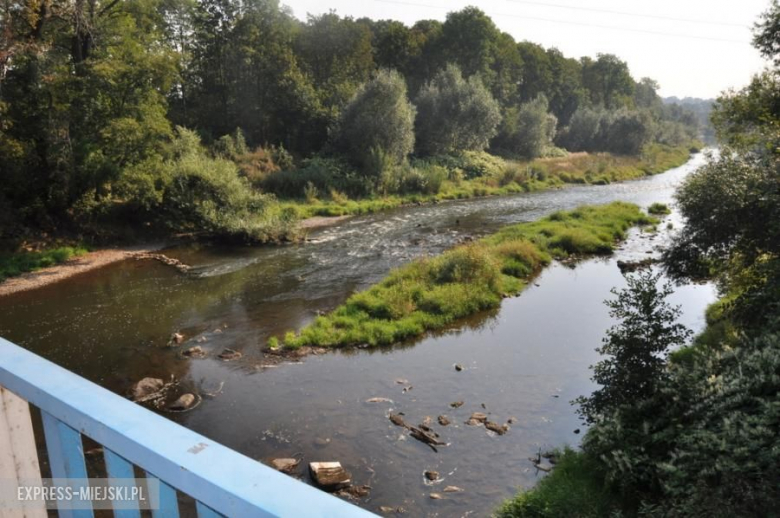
top-left (0, 152), bottom-right (717, 516)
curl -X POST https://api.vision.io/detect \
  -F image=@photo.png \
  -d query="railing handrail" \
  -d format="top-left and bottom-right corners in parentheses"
top-left (0, 337), bottom-right (375, 517)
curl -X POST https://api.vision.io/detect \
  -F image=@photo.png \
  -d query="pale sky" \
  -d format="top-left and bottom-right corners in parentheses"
top-left (282, 0), bottom-right (771, 99)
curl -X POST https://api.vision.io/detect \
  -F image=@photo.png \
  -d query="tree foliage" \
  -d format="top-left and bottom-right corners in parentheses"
top-left (335, 69), bottom-right (416, 175)
top-left (576, 271), bottom-right (692, 425)
top-left (415, 64), bottom-right (502, 155)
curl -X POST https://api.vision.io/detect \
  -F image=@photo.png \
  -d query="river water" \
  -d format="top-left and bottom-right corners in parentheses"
top-left (0, 153), bottom-right (717, 517)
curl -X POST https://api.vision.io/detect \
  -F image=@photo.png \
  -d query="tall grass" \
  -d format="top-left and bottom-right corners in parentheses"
top-left (495, 448), bottom-right (623, 518)
top-left (273, 202), bottom-right (655, 348)
top-left (0, 246), bottom-right (89, 281)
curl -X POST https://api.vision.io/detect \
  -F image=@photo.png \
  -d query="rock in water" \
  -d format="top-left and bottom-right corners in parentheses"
top-left (366, 397), bottom-right (393, 403)
top-left (309, 462), bottom-right (352, 490)
top-left (437, 415), bottom-right (451, 426)
top-left (485, 420), bottom-right (509, 435)
top-left (443, 486), bottom-right (464, 493)
top-left (450, 401), bottom-right (464, 408)
top-left (454, 364), bottom-right (464, 372)
top-left (469, 412), bottom-right (488, 423)
top-left (170, 332), bottom-right (185, 345)
top-left (270, 458), bottom-right (300, 473)
top-left (131, 378), bottom-right (164, 400)
top-left (168, 393), bottom-right (197, 411)
top-left (217, 348), bottom-right (242, 361)
top-left (389, 413), bottom-right (408, 428)
top-left (429, 493), bottom-right (443, 500)
top-left (182, 346), bottom-right (207, 359)
top-left (424, 470), bottom-right (439, 481)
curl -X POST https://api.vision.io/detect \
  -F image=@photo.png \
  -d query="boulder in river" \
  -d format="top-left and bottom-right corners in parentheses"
top-left (443, 486), bottom-right (464, 493)
top-left (167, 393), bottom-right (199, 411)
top-left (454, 363), bottom-right (464, 372)
top-left (485, 420), bottom-right (509, 435)
top-left (424, 470), bottom-right (439, 481)
top-left (168, 333), bottom-right (185, 346)
top-left (429, 493), bottom-right (443, 500)
top-left (131, 377), bottom-right (164, 400)
top-left (389, 413), bottom-right (408, 428)
top-left (366, 397), bottom-right (393, 403)
top-left (469, 412), bottom-right (488, 423)
top-left (309, 462), bottom-right (351, 490)
top-left (182, 346), bottom-right (207, 359)
top-left (270, 458), bottom-right (300, 473)
top-left (437, 415), bottom-right (451, 426)
top-left (217, 348), bottom-right (242, 361)
top-left (450, 401), bottom-right (464, 408)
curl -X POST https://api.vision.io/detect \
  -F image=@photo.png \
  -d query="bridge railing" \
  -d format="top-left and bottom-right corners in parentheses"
top-left (0, 336), bottom-right (375, 517)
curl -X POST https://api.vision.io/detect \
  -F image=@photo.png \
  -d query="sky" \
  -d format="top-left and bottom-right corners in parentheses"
top-left (281, 0), bottom-right (771, 99)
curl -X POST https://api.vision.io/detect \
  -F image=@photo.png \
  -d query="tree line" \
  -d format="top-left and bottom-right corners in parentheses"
top-left (0, 0), bottom-right (703, 241)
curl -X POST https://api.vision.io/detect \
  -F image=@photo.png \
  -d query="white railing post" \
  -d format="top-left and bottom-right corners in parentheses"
top-left (0, 386), bottom-right (46, 518)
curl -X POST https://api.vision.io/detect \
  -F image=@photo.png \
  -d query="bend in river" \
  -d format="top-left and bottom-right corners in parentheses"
top-left (0, 152), bottom-right (717, 516)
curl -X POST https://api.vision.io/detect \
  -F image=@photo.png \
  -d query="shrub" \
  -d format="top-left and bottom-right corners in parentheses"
top-left (262, 156), bottom-right (372, 199)
top-left (335, 69), bottom-right (416, 175)
top-left (495, 95), bottom-right (558, 159)
top-left (0, 246), bottom-right (89, 281)
top-left (163, 130), bottom-right (296, 242)
top-left (415, 64), bottom-right (502, 155)
top-left (647, 202), bottom-right (671, 215)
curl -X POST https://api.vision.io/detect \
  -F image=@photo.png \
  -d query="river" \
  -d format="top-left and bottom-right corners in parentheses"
top-left (0, 152), bottom-right (717, 517)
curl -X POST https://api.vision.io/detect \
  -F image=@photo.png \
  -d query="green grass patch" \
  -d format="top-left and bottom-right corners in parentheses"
top-left (495, 448), bottom-right (622, 518)
top-left (647, 202), bottom-right (671, 215)
top-left (0, 246), bottom-right (89, 282)
top-left (273, 202), bottom-right (655, 349)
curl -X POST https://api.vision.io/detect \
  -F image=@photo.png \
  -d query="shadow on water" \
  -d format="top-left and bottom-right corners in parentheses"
top-left (0, 153), bottom-right (717, 516)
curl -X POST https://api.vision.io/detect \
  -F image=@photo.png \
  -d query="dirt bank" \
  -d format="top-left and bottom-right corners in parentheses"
top-left (0, 244), bottom-right (167, 297)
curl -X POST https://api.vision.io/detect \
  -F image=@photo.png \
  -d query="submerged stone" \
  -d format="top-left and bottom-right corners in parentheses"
top-left (309, 461), bottom-right (352, 490)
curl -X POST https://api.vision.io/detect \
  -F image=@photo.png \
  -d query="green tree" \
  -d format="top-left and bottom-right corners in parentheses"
top-left (295, 12), bottom-right (375, 111)
top-left (581, 53), bottom-right (635, 109)
top-left (335, 69), bottom-right (416, 176)
top-left (494, 94), bottom-right (556, 159)
top-left (517, 41), bottom-right (553, 103)
top-left (577, 270), bottom-right (692, 424)
top-left (415, 64), bottom-right (501, 155)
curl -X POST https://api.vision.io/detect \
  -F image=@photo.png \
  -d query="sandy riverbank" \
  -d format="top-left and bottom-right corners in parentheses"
top-left (0, 244), bottom-right (166, 297)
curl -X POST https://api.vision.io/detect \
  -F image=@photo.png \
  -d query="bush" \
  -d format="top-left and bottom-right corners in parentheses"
top-left (0, 246), bottom-right (89, 281)
top-left (495, 95), bottom-right (558, 159)
top-left (647, 202), bottom-right (671, 215)
top-left (556, 106), bottom-right (604, 151)
top-left (335, 69), bottom-right (416, 175)
top-left (496, 449), bottom-right (620, 518)
top-left (262, 156), bottom-right (372, 198)
top-left (163, 129), bottom-right (296, 242)
top-left (419, 151), bottom-right (506, 179)
top-left (415, 64), bottom-right (502, 155)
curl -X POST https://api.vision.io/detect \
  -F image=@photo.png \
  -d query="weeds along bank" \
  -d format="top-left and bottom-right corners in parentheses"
top-left (272, 144), bottom-right (696, 219)
top-left (268, 202), bottom-right (657, 349)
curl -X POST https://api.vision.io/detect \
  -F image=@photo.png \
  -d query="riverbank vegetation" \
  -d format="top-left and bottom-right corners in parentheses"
top-left (0, 246), bottom-right (88, 282)
top-left (273, 202), bottom-right (655, 349)
top-left (281, 143), bottom-right (694, 219)
top-left (0, 1), bottom-right (705, 248)
top-left (499, 6), bottom-right (780, 515)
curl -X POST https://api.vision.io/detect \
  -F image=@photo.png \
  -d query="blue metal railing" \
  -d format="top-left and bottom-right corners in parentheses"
top-left (0, 337), bottom-right (375, 517)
